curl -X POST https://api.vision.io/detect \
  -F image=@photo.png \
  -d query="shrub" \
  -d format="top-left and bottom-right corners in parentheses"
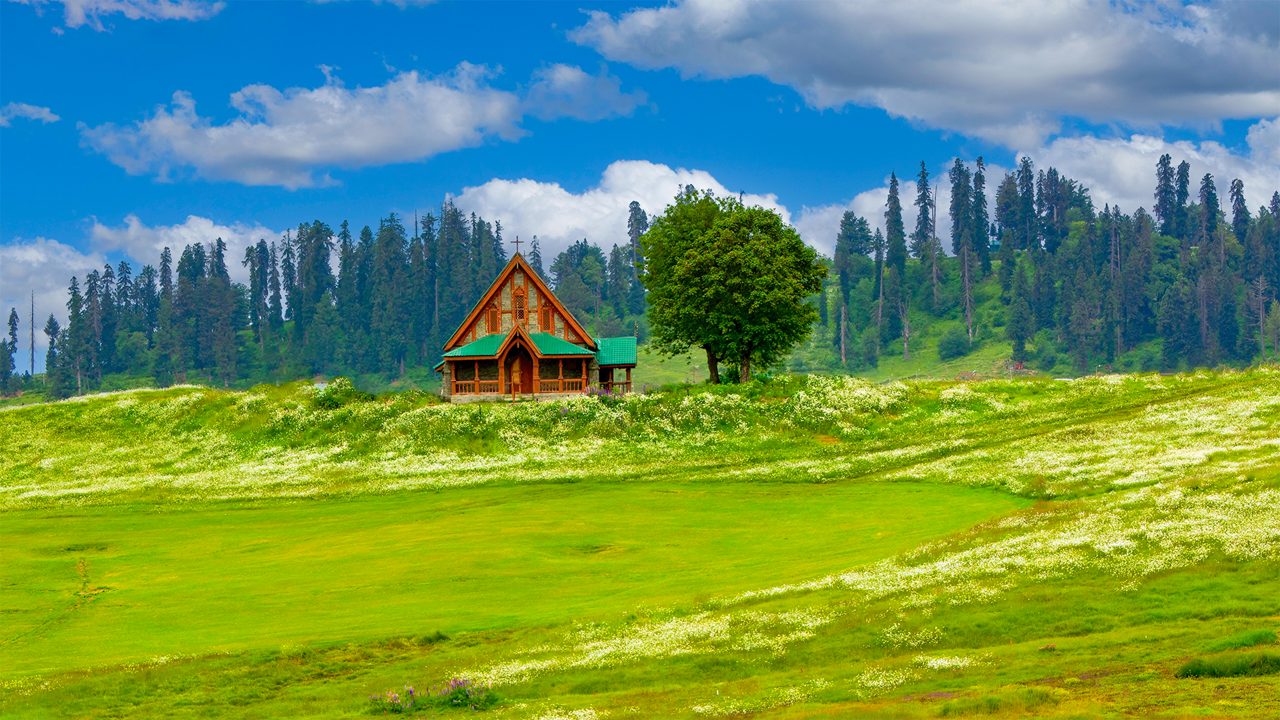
top-left (1176, 652), bottom-right (1280, 678)
top-left (1205, 629), bottom-right (1277, 653)
top-left (938, 686), bottom-right (1060, 716)
top-left (368, 677), bottom-right (499, 714)
top-left (938, 328), bottom-right (971, 361)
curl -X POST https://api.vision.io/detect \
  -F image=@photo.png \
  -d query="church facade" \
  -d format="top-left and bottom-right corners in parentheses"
top-left (435, 253), bottom-right (637, 402)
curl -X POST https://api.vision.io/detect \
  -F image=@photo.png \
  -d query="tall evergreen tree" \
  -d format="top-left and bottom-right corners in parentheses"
top-left (1230, 178), bottom-right (1250, 244)
top-left (370, 214), bottom-right (410, 375)
top-left (972, 157), bottom-right (991, 274)
top-left (910, 162), bottom-right (932, 259)
top-left (1017, 156), bottom-right (1036, 250)
top-left (1154, 153), bottom-right (1177, 235)
top-left (884, 172), bottom-right (909, 354)
top-left (527, 235), bottom-right (545, 278)
top-left (1173, 160), bottom-right (1192, 242)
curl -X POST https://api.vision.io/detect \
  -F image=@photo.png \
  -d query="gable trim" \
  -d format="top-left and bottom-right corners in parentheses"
top-left (442, 254), bottom-right (597, 353)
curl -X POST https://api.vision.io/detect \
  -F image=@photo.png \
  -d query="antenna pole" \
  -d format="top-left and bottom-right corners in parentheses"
top-left (30, 292), bottom-right (35, 376)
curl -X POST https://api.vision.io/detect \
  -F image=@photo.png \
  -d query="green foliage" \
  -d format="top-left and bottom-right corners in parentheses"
top-left (1204, 629), bottom-right (1278, 653)
top-left (3, 369), bottom-right (1280, 717)
top-left (643, 190), bottom-right (825, 381)
top-left (937, 327), bottom-right (971, 361)
top-left (938, 687), bottom-right (1062, 716)
top-left (1176, 652), bottom-right (1280, 678)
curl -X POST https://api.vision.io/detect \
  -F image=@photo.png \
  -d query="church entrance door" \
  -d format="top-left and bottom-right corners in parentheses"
top-left (504, 344), bottom-right (534, 395)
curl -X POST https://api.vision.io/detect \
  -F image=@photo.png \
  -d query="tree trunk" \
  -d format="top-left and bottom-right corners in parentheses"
top-left (839, 304), bottom-right (847, 366)
top-left (900, 302), bottom-right (911, 360)
top-left (962, 245), bottom-right (974, 342)
top-left (704, 346), bottom-right (720, 384)
top-left (739, 353), bottom-right (751, 383)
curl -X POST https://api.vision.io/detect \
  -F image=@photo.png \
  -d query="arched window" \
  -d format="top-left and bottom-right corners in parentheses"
top-left (514, 289), bottom-right (527, 326)
top-left (486, 302), bottom-right (499, 332)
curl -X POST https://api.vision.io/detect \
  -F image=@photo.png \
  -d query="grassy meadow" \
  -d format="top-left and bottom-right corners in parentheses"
top-left (2, 369), bottom-right (1279, 718)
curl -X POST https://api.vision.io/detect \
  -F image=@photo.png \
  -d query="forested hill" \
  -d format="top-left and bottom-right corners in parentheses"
top-left (2, 155), bottom-right (1278, 400)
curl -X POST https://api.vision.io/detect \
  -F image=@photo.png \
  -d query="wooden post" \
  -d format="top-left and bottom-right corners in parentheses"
top-left (626, 367), bottom-right (631, 392)
top-left (532, 357), bottom-right (538, 395)
top-left (498, 354), bottom-right (505, 397)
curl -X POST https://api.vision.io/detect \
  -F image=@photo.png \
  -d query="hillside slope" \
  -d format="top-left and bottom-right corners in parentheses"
top-left (2, 370), bottom-right (1279, 718)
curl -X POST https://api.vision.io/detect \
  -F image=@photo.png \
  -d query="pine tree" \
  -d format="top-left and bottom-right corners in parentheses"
top-left (1198, 173), bottom-right (1220, 244)
top-left (626, 202), bottom-right (649, 316)
top-left (1007, 259), bottom-right (1034, 363)
top-left (281, 230), bottom-right (299, 325)
top-left (206, 238), bottom-right (237, 385)
top-left (972, 157), bottom-right (991, 274)
top-left (43, 315), bottom-right (66, 397)
top-left (1154, 153), bottom-right (1177, 235)
top-left (607, 243), bottom-right (630, 318)
top-left (527, 235), bottom-right (545, 278)
top-left (370, 213), bottom-right (410, 375)
top-left (1230, 178), bottom-right (1250, 243)
top-left (910, 162), bottom-right (932, 259)
top-left (64, 276), bottom-right (86, 394)
top-left (0, 308), bottom-right (13, 393)
top-left (871, 227), bottom-right (885, 331)
top-left (949, 159), bottom-right (975, 338)
top-left (267, 241), bottom-right (283, 331)
top-left (1017, 156), bottom-right (1036, 250)
top-left (884, 172), bottom-right (909, 355)
top-left (834, 210), bottom-right (871, 306)
top-left (1174, 160), bottom-right (1191, 242)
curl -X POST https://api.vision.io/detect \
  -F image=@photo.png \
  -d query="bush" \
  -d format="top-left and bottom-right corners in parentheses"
top-left (368, 677), bottom-right (499, 714)
top-left (939, 686), bottom-right (1061, 716)
top-left (1205, 629), bottom-right (1277, 653)
top-left (1176, 652), bottom-right (1280, 678)
top-left (938, 328), bottom-right (971, 361)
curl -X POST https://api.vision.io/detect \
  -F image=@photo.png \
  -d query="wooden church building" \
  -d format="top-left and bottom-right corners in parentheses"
top-left (435, 252), bottom-right (637, 402)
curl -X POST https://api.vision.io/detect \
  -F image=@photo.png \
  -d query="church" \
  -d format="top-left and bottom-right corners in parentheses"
top-left (435, 251), bottom-right (637, 402)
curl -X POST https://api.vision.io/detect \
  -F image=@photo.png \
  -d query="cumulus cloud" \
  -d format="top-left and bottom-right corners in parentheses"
top-left (0, 238), bottom-right (108, 372)
top-left (1027, 116), bottom-right (1280, 217)
top-left (525, 64), bottom-right (647, 121)
top-left (90, 213), bottom-right (281, 284)
top-left (81, 64), bottom-right (523, 189)
top-left (9, 0), bottom-right (223, 31)
top-left (0, 102), bottom-right (60, 127)
top-left (453, 159), bottom-right (789, 261)
top-left (81, 63), bottom-right (644, 188)
top-left (573, 0), bottom-right (1280, 147)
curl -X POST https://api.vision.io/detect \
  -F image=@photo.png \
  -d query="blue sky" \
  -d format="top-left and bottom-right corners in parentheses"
top-left (2, 0), bottom-right (1279, 369)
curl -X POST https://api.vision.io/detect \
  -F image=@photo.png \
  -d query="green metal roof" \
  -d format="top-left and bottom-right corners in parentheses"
top-left (438, 331), bottom-right (635, 367)
top-left (441, 333), bottom-right (505, 358)
top-left (528, 332), bottom-right (594, 356)
top-left (595, 336), bottom-right (637, 366)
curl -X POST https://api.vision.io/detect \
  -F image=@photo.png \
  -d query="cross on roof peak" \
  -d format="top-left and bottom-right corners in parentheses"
top-left (509, 235), bottom-right (523, 255)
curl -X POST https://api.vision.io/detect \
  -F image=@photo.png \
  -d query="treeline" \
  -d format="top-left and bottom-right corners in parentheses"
top-left (20, 201), bottom-right (650, 398)
top-left (823, 154), bottom-right (1280, 373)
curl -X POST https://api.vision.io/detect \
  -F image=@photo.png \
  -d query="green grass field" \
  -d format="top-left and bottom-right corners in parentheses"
top-left (2, 369), bottom-right (1279, 718)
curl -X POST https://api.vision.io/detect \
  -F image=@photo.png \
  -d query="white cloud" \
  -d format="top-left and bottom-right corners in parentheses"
top-left (453, 159), bottom-right (790, 261)
top-left (1028, 116), bottom-right (1280, 217)
top-left (0, 102), bottom-right (60, 127)
top-left (525, 64), bottom-right (647, 121)
top-left (9, 0), bottom-right (223, 31)
top-left (573, 0), bottom-right (1280, 147)
top-left (81, 63), bottom-right (644, 188)
top-left (89, 214), bottom-right (281, 284)
top-left (0, 238), bottom-right (108, 372)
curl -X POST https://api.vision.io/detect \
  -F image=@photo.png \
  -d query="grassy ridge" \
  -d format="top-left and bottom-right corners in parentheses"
top-left (2, 369), bottom-right (1279, 717)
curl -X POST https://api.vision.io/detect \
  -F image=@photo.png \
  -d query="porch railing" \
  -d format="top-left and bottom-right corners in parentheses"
top-left (600, 381), bottom-right (632, 394)
top-left (453, 380), bottom-right (502, 395)
top-left (538, 378), bottom-right (585, 394)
